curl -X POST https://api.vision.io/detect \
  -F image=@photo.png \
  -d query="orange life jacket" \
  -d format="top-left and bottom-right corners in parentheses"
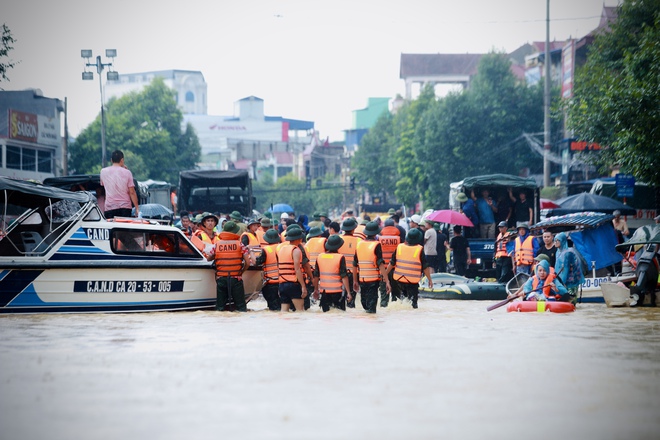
top-left (532, 272), bottom-right (559, 299)
top-left (304, 237), bottom-right (327, 270)
top-left (378, 226), bottom-right (401, 265)
top-left (354, 224), bottom-right (367, 240)
top-left (214, 232), bottom-right (244, 277)
top-left (515, 235), bottom-right (535, 266)
top-left (316, 252), bottom-right (344, 293)
top-left (262, 244), bottom-right (279, 284)
top-left (276, 244), bottom-right (301, 283)
top-left (241, 231), bottom-right (262, 268)
top-left (495, 232), bottom-right (509, 258)
top-left (393, 243), bottom-right (423, 284)
top-left (194, 229), bottom-right (215, 244)
top-left (255, 228), bottom-right (267, 246)
top-left (356, 240), bottom-right (381, 283)
top-left (338, 234), bottom-right (361, 268)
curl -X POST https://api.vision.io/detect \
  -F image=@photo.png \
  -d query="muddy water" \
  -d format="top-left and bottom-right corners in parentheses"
top-left (1, 299), bottom-right (659, 440)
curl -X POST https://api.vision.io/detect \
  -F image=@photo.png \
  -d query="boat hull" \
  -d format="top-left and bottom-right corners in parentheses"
top-left (419, 281), bottom-right (506, 301)
top-left (0, 266), bottom-right (217, 314)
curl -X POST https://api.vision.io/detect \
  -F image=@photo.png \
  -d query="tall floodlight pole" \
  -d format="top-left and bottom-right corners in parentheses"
top-left (543, 0), bottom-right (551, 188)
top-left (81, 49), bottom-right (119, 168)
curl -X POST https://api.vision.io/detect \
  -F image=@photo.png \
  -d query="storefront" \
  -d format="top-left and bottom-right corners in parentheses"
top-left (0, 90), bottom-right (64, 181)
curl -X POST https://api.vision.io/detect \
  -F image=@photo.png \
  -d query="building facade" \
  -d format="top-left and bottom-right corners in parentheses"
top-left (0, 90), bottom-right (64, 181)
top-left (105, 70), bottom-right (207, 115)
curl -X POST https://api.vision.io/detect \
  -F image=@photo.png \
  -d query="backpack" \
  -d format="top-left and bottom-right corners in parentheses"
top-left (571, 247), bottom-right (589, 275)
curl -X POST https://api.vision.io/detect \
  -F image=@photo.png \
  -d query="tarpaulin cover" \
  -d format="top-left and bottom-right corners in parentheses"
top-left (461, 174), bottom-right (538, 190)
top-left (570, 223), bottom-right (622, 270)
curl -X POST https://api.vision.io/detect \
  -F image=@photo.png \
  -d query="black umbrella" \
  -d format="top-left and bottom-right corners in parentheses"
top-left (132, 203), bottom-right (174, 220)
top-left (548, 192), bottom-right (636, 216)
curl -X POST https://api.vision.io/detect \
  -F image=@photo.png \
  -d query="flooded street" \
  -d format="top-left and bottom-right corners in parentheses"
top-left (1, 299), bottom-right (659, 440)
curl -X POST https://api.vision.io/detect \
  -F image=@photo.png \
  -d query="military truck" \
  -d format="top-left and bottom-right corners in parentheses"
top-left (178, 169), bottom-right (253, 216)
top-left (449, 174), bottom-right (540, 278)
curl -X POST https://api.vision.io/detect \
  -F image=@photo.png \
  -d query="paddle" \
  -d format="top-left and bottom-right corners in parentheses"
top-left (486, 291), bottom-right (523, 312)
top-left (485, 284), bottom-right (550, 312)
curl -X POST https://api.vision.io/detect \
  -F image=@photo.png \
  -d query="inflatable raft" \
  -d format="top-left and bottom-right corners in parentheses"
top-left (506, 301), bottom-right (575, 313)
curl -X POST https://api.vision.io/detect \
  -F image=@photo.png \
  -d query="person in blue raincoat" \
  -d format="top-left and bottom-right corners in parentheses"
top-left (554, 232), bottom-right (585, 302)
top-left (522, 259), bottom-right (568, 301)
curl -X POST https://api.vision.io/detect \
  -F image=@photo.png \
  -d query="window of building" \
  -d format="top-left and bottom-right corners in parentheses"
top-left (37, 150), bottom-right (52, 173)
top-left (185, 91), bottom-right (194, 102)
top-left (22, 148), bottom-right (36, 171)
top-left (7, 145), bottom-right (21, 169)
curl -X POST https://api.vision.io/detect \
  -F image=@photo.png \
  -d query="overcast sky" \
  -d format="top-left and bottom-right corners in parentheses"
top-left (4, 0), bottom-right (620, 141)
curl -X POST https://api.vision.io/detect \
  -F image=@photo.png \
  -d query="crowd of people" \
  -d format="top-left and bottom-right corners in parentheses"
top-left (170, 208), bottom-right (444, 313)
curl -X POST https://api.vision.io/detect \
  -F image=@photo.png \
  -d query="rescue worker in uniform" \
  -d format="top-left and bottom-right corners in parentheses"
top-left (494, 221), bottom-right (514, 284)
top-left (304, 227), bottom-right (326, 272)
top-left (213, 221), bottom-right (250, 312)
top-left (513, 223), bottom-right (538, 275)
top-left (193, 212), bottom-right (219, 259)
top-left (260, 229), bottom-right (282, 311)
top-left (353, 222), bottom-right (390, 313)
top-left (256, 217), bottom-right (273, 245)
top-left (241, 219), bottom-right (263, 261)
top-left (308, 212), bottom-right (325, 232)
top-left (313, 235), bottom-right (352, 312)
top-left (378, 218), bottom-right (402, 307)
top-left (338, 217), bottom-right (361, 308)
top-left (286, 224), bottom-right (315, 310)
top-left (230, 211), bottom-right (247, 235)
top-left (276, 226), bottom-right (308, 312)
top-left (385, 228), bottom-right (433, 308)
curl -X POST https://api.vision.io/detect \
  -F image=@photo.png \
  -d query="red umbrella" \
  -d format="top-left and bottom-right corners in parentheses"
top-left (540, 198), bottom-right (560, 209)
top-left (426, 210), bottom-right (474, 227)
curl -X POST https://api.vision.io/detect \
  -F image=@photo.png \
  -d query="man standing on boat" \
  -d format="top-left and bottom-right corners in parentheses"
top-left (100, 150), bottom-right (139, 219)
top-left (214, 221), bottom-right (250, 312)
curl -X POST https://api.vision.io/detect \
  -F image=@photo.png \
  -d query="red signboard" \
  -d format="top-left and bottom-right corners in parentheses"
top-left (570, 141), bottom-right (602, 151)
top-left (9, 109), bottom-right (38, 142)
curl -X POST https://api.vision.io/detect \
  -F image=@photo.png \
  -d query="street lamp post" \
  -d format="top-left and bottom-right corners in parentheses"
top-left (81, 49), bottom-right (119, 168)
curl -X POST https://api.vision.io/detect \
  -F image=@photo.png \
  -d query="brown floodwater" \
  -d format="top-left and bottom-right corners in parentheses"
top-left (1, 298), bottom-right (659, 440)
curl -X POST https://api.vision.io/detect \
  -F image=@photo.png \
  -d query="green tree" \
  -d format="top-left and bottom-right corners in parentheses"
top-left (415, 52), bottom-right (545, 208)
top-left (394, 84), bottom-right (438, 207)
top-left (0, 23), bottom-right (17, 87)
top-left (352, 110), bottom-right (397, 201)
top-left (70, 78), bottom-right (201, 183)
top-left (566, 0), bottom-right (660, 186)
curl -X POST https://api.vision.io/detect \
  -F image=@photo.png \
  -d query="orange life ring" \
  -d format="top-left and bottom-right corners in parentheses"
top-left (507, 301), bottom-right (575, 313)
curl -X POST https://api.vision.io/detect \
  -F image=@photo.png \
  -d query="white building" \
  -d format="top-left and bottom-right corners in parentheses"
top-left (184, 96), bottom-right (314, 182)
top-left (105, 70), bottom-right (207, 115)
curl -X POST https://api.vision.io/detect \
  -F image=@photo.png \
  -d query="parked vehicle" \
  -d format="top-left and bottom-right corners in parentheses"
top-left (179, 170), bottom-right (253, 216)
top-left (449, 174), bottom-right (540, 278)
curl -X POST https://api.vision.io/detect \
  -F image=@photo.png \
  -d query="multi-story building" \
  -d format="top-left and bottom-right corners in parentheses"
top-left (0, 90), bottom-right (64, 181)
top-left (105, 70), bottom-right (207, 115)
